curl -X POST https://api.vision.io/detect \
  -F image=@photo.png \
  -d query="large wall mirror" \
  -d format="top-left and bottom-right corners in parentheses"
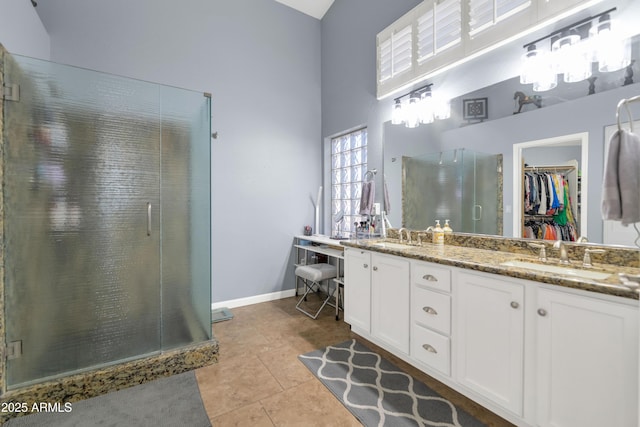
top-left (383, 79), bottom-right (640, 247)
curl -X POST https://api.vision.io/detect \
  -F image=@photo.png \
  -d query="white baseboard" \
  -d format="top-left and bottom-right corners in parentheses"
top-left (211, 288), bottom-right (296, 310)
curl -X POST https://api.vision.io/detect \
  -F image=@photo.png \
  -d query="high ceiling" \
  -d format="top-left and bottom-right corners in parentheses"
top-left (273, 0), bottom-right (335, 19)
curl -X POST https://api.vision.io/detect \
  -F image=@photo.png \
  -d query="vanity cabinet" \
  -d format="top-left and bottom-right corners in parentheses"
top-left (410, 261), bottom-right (453, 376)
top-left (371, 253), bottom-right (410, 354)
top-left (454, 271), bottom-right (525, 416)
top-left (535, 287), bottom-right (639, 427)
top-left (344, 248), bottom-right (372, 332)
top-left (342, 245), bottom-right (639, 427)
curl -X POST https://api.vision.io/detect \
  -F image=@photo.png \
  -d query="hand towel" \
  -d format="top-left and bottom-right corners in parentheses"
top-left (602, 129), bottom-right (640, 225)
top-left (359, 181), bottom-right (375, 215)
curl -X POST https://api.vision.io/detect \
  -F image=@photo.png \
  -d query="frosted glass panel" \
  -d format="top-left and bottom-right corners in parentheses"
top-left (3, 53), bottom-right (211, 388)
top-left (159, 86), bottom-right (211, 349)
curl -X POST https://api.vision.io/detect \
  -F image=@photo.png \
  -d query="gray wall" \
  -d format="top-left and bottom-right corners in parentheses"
top-left (320, 0), bottom-right (422, 232)
top-left (0, 0), bottom-right (50, 59)
top-left (31, 0), bottom-right (322, 303)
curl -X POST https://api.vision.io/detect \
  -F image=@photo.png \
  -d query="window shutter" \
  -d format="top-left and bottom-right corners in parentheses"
top-left (470, 0), bottom-right (531, 35)
top-left (435, 0), bottom-right (462, 52)
top-left (392, 25), bottom-right (412, 77)
top-left (379, 38), bottom-right (392, 82)
top-left (417, 8), bottom-right (435, 63)
top-left (469, 0), bottom-right (494, 35)
top-left (496, 0), bottom-right (530, 22)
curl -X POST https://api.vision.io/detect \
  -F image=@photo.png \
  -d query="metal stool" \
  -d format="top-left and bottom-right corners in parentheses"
top-left (295, 263), bottom-right (337, 319)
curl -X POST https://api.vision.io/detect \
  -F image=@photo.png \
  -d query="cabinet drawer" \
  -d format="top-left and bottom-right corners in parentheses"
top-left (411, 324), bottom-right (450, 376)
top-left (411, 261), bottom-right (451, 293)
top-left (412, 287), bottom-right (451, 335)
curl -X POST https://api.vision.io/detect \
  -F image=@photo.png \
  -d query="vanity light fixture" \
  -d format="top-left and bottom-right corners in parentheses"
top-left (391, 99), bottom-right (404, 124)
top-left (390, 83), bottom-right (450, 128)
top-left (590, 13), bottom-right (631, 73)
top-left (520, 7), bottom-right (631, 92)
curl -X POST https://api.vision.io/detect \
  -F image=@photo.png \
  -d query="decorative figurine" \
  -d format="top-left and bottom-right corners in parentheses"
top-left (513, 91), bottom-right (543, 114)
top-left (623, 60), bottom-right (635, 86)
top-left (587, 76), bottom-right (597, 95)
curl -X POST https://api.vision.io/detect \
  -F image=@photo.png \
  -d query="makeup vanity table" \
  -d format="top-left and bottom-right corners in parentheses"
top-left (293, 235), bottom-right (345, 319)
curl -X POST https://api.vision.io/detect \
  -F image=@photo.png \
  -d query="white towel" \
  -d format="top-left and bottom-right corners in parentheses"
top-left (359, 181), bottom-right (375, 215)
top-left (383, 178), bottom-right (391, 214)
top-left (602, 129), bottom-right (640, 225)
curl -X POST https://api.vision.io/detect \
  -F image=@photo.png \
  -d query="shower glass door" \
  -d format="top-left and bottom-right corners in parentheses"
top-left (4, 54), bottom-right (163, 388)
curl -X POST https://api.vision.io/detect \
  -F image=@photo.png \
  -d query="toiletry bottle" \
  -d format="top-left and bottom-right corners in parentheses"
top-left (433, 220), bottom-right (444, 245)
top-left (443, 219), bottom-right (453, 234)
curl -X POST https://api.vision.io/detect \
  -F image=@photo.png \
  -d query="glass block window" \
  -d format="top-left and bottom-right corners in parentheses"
top-left (331, 128), bottom-right (367, 238)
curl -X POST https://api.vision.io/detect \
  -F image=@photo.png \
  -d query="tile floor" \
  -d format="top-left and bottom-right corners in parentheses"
top-left (196, 296), bottom-right (514, 426)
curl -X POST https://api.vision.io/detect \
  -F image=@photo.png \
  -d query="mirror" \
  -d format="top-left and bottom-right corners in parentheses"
top-left (383, 76), bottom-right (640, 246)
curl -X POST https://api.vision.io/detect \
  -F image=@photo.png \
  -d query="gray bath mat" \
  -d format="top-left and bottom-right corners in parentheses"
top-left (5, 371), bottom-right (211, 427)
top-left (299, 339), bottom-right (486, 427)
top-left (211, 307), bottom-right (233, 323)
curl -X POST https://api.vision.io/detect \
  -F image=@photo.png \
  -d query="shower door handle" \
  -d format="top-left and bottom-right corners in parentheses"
top-left (147, 203), bottom-right (152, 236)
top-left (473, 205), bottom-right (482, 221)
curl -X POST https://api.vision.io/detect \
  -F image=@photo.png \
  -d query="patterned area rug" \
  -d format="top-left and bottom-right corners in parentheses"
top-left (299, 339), bottom-right (486, 427)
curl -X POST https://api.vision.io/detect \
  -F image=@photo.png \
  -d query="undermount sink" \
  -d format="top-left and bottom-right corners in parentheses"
top-left (372, 242), bottom-right (413, 250)
top-left (500, 260), bottom-right (611, 281)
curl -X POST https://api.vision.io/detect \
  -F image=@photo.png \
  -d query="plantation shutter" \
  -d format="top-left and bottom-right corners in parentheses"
top-left (470, 0), bottom-right (531, 35)
top-left (379, 38), bottom-right (392, 82)
top-left (417, 8), bottom-right (435, 63)
top-left (435, 0), bottom-right (462, 53)
top-left (392, 25), bottom-right (412, 76)
top-left (418, 0), bottom-right (461, 63)
top-left (378, 25), bottom-right (412, 83)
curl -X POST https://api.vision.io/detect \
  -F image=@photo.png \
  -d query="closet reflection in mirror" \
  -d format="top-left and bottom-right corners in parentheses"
top-left (402, 149), bottom-right (502, 234)
top-left (514, 133), bottom-right (587, 242)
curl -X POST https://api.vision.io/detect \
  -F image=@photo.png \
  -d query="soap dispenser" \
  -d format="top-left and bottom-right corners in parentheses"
top-left (433, 220), bottom-right (444, 245)
top-left (443, 219), bottom-right (453, 234)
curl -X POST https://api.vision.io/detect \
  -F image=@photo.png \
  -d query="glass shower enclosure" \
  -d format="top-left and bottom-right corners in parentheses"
top-left (2, 53), bottom-right (212, 389)
top-left (402, 148), bottom-right (501, 234)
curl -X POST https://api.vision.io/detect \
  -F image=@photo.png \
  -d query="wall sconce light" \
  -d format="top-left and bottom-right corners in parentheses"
top-left (391, 83), bottom-right (450, 128)
top-left (520, 7), bottom-right (631, 92)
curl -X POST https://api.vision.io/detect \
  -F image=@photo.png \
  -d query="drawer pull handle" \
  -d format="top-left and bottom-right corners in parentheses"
top-left (422, 344), bottom-right (437, 354)
top-left (363, 264), bottom-right (368, 268)
top-left (422, 274), bottom-right (438, 282)
top-left (422, 306), bottom-right (438, 315)
top-left (510, 301), bottom-right (519, 309)
top-left (537, 308), bottom-right (547, 317)
top-left (373, 266), bottom-right (378, 271)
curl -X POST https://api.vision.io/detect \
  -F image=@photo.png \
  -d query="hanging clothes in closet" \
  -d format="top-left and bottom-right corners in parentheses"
top-left (523, 167), bottom-right (578, 242)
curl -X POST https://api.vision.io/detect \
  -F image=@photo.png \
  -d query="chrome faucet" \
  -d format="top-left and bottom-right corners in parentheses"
top-left (398, 228), bottom-right (411, 244)
top-left (528, 242), bottom-right (547, 262)
top-left (553, 240), bottom-right (570, 265)
top-left (583, 248), bottom-right (606, 268)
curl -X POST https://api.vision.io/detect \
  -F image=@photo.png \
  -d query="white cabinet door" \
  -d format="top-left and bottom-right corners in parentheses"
top-left (536, 288), bottom-right (639, 427)
top-left (371, 252), bottom-right (410, 354)
top-left (455, 271), bottom-right (524, 416)
top-left (344, 248), bottom-right (371, 332)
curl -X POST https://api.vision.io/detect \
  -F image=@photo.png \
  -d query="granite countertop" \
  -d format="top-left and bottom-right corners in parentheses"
top-left (341, 238), bottom-right (640, 300)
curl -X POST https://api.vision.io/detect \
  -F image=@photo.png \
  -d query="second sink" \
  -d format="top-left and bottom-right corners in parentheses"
top-left (500, 260), bottom-right (611, 281)
top-left (372, 242), bottom-right (414, 250)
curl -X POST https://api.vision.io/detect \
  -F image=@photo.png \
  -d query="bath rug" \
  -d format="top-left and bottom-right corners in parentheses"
top-left (299, 339), bottom-right (486, 427)
top-left (5, 371), bottom-right (211, 427)
top-left (211, 307), bottom-right (234, 323)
